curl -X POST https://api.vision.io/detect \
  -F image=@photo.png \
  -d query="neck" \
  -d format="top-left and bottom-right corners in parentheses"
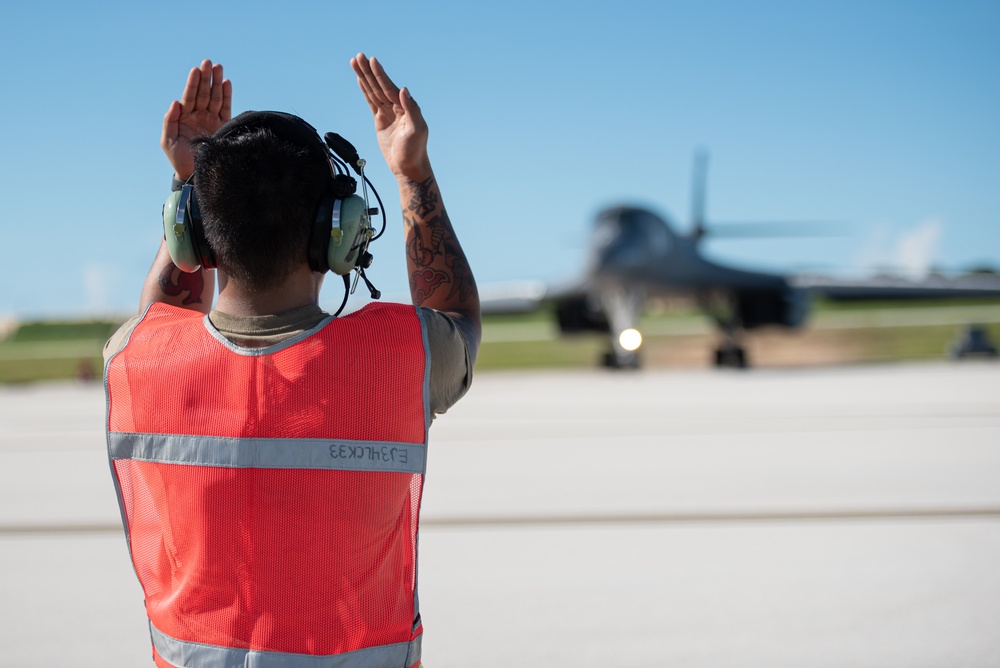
top-left (215, 266), bottom-right (324, 317)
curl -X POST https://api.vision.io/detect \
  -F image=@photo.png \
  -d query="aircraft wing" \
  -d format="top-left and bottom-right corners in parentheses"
top-left (479, 278), bottom-right (587, 315)
top-left (790, 273), bottom-right (1000, 300)
top-left (481, 272), bottom-right (1000, 314)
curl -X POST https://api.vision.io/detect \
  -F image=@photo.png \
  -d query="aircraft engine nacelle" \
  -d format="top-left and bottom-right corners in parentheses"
top-left (737, 288), bottom-right (810, 330)
top-left (555, 296), bottom-right (611, 334)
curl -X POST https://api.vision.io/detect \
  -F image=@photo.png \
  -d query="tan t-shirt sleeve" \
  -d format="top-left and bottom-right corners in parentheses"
top-left (419, 307), bottom-right (474, 416)
top-left (103, 315), bottom-right (143, 364)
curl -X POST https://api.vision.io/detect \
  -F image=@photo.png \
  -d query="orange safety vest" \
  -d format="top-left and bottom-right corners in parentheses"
top-left (106, 302), bottom-right (430, 668)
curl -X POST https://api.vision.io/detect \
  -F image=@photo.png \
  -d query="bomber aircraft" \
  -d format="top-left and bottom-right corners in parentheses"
top-left (484, 153), bottom-right (1000, 368)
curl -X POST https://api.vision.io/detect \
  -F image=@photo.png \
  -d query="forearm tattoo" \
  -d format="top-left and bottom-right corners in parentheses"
top-left (158, 264), bottom-right (204, 305)
top-left (404, 177), bottom-right (476, 306)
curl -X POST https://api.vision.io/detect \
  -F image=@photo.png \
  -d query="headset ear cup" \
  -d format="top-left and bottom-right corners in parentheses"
top-left (328, 195), bottom-right (370, 276)
top-left (162, 187), bottom-right (202, 273)
top-left (308, 195), bottom-right (335, 273)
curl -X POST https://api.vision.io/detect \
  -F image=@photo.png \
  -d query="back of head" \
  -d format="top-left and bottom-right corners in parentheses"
top-left (192, 113), bottom-right (331, 292)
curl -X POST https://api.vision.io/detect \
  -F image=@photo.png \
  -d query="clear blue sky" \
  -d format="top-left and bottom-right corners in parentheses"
top-left (1, 0), bottom-right (997, 319)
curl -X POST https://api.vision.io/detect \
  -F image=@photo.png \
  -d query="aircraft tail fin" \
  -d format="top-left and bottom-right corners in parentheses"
top-left (690, 149), bottom-right (709, 240)
top-left (689, 150), bottom-right (844, 240)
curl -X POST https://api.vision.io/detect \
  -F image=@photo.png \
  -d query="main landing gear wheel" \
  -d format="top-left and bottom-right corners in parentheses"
top-left (714, 345), bottom-right (747, 368)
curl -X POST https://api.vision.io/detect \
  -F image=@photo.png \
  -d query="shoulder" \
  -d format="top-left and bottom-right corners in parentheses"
top-left (103, 315), bottom-right (143, 363)
top-left (325, 303), bottom-right (473, 416)
top-left (103, 304), bottom-right (204, 363)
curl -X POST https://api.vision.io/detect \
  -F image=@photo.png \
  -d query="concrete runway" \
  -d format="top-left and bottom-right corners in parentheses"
top-left (2, 362), bottom-right (999, 667)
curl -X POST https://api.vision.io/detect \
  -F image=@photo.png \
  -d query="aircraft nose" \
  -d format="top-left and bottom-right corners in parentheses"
top-left (593, 223), bottom-right (649, 269)
top-left (598, 241), bottom-right (647, 268)
top-left (591, 208), bottom-right (673, 271)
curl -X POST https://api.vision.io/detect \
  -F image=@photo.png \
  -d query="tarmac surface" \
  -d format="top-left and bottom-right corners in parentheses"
top-left (1, 361), bottom-right (999, 667)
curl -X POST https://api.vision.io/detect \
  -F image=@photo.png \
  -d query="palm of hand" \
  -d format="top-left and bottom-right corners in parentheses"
top-left (168, 113), bottom-right (225, 169)
top-left (161, 60), bottom-right (232, 180)
top-left (352, 55), bottom-right (431, 182)
top-left (177, 111), bottom-right (226, 144)
top-left (374, 103), bottom-right (429, 180)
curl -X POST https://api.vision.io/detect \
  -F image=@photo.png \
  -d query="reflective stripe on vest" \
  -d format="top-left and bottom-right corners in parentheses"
top-left (108, 432), bottom-right (426, 474)
top-left (150, 621), bottom-right (423, 668)
top-left (106, 302), bottom-right (431, 667)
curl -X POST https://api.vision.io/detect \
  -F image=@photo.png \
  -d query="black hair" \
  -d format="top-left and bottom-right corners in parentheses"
top-left (192, 128), bottom-right (329, 292)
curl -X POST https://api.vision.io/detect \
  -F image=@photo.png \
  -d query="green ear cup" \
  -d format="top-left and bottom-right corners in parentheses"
top-left (162, 187), bottom-right (202, 273)
top-left (164, 185), bottom-right (365, 277)
top-left (328, 195), bottom-right (371, 276)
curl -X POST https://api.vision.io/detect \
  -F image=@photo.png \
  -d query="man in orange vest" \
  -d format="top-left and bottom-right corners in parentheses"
top-left (105, 54), bottom-right (480, 668)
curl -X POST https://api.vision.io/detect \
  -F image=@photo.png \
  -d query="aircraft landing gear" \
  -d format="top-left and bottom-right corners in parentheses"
top-left (714, 344), bottom-right (748, 368)
top-left (596, 282), bottom-right (646, 370)
top-left (602, 349), bottom-right (641, 370)
top-left (701, 292), bottom-right (750, 369)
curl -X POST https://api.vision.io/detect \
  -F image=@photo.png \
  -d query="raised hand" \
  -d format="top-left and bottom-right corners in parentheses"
top-left (350, 53), bottom-right (431, 182)
top-left (161, 59), bottom-right (232, 181)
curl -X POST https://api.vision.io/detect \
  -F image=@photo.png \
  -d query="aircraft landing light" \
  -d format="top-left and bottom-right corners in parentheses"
top-left (619, 328), bottom-right (643, 351)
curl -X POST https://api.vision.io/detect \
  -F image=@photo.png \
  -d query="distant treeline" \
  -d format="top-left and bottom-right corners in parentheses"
top-left (0, 319), bottom-right (125, 384)
top-left (6, 319), bottom-right (125, 343)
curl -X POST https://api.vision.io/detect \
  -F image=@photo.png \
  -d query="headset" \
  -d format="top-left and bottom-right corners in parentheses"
top-left (162, 110), bottom-right (385, 314)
